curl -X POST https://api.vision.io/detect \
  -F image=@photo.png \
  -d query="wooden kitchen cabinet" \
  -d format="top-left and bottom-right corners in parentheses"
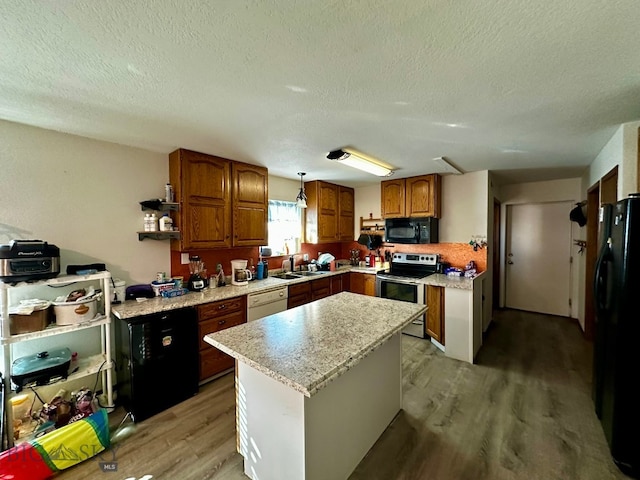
top-left (311, 277), bottom-right (331, 301)
top-left (330, 272), bottom-right (349, 295)
top-left (338, 186), bottom-right (355, 241)
top-left (305, 180), bottom-right (355, 243)
top-left (350, 272), bottom-right (376, 297)
top-left (381, 179), bottom-right (406, 218)
top-left (197, 296), bottom-right (247, 382)
top-left (288, 282), bottom-right (311, 309)
top-left (381, 174), bottom-right (441, 219)
top-left (232, 162), bottom-right (268, 246)
top-left (169, 148), bottom-right (268, 250)
top-left (170, 148), bottom-right (232, 249)
top-left (426, 285), bottom-right (444, 344)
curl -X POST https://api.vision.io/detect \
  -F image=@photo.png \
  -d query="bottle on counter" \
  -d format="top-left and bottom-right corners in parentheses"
top-left (159, 213), bottom-right (173, 231)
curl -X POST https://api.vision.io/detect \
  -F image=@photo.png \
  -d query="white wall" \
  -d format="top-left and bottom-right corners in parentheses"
top-left (440, 171), bottom-right (489, 242)
top-left (0, 120), bottom-right (170, 284)
top-left (268, 175), bottom-right (300, 202)
top-left (354, 184), bottom-right (381, 241)
top-left (497, 178), bottom-right (584, 324)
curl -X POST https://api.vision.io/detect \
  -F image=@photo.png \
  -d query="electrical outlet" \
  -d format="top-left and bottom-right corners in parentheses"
top-left (181, 253), bottom-right (190, 264)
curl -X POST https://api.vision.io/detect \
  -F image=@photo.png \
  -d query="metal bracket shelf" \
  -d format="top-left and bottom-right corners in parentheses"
top-left (138, 231), bottom-right (181, 241)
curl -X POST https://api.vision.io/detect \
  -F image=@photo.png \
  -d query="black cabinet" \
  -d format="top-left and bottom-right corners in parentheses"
top-left (116, 308), bottom-right (199, 422)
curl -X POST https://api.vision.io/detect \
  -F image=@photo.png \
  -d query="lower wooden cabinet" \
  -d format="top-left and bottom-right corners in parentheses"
top-left (426, 285), bottom-right (444, 344)
top-left (197, 296), bottom-right (247, 382)
top-left (349, 272), bottom-right (376, 296)
top-left (288, 282), bottom-right (311, 308)
top-left (311, 277), bottom-right (331, 301)
top-left (330, 273), bottom-right (349, 295)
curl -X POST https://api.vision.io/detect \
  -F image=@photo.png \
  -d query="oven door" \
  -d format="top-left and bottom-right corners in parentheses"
top-left (376, 276), bottom-right (425, 338)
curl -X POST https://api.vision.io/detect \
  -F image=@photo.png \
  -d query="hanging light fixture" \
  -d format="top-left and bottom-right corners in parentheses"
top-left (295, 172), bottom-right (307, 208)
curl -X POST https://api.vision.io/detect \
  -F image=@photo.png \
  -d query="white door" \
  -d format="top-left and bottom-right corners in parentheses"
top-left (505, 202), bottom-right (572, 316)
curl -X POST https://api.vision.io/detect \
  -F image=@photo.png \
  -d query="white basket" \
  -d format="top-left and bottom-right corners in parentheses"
top-left (52, 298), bottom-right (98, 325)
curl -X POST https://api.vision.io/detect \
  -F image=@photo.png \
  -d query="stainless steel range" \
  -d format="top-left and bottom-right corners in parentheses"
top-left (376, 253), bottom-right (439, 338)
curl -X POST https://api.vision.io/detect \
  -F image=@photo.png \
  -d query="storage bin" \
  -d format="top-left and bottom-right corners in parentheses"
top-left (52, 298), bottom-right (98, 325)
top-left (151, 281), bottom-right (175, 297)
top-left (10, 305), bottom-right (51, 335)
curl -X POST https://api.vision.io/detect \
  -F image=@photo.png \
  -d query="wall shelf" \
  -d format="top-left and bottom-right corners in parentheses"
top-left (139, 200), bottom-right (179, 212)
top-left (360, 216), bottom-right (385, 236)
top-left (138, 231), bottom-right (181, 241)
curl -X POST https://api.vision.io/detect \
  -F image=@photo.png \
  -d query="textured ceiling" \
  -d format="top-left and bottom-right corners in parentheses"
top-left (2, 1), bottom-right (640, 187)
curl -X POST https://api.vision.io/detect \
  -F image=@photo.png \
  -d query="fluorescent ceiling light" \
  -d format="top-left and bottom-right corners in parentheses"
top-left (433, 156), bottom-right (463, 175)
top-left (327, 148), bottom-right (395, 177)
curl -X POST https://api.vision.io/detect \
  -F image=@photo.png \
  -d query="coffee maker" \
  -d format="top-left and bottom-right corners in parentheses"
top-left (231, 259), bottom-right (252, 286)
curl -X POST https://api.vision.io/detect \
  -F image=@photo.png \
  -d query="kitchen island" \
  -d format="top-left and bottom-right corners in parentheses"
top-left (204, 292), bottom-right (427, 480)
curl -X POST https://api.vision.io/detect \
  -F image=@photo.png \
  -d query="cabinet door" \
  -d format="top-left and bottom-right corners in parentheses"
top-left (305, 181), bottom-right (339, 243)
top-left (232, 162), bottom-right (268, 246)
top-left (426, 285), bottom-right (444, 343)
top-left (330, 274), bottom-right (343, 295)
top-left (405, 174), bottom-right (441, 218)
top-left (170, 149), bottom-right (232, 249)
top-left (363, 274), bottom-right (376, 297)
top-left (338, 186), bottom-right (355, 241)
top-left (350, 272), bottom-right (365, 295)
top-left (381, 179), bottom-right (406, 218)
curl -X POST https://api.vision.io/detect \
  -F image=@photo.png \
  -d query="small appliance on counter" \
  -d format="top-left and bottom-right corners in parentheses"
top-left (0, 240), bottom-right (60, 282)
top-left (231, 259), bottom-right (252, 286)
top-left (188, 256), bottom-right (206, 291)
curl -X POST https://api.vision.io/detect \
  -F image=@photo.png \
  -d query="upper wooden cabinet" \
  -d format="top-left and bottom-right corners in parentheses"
top-left (169, 149), bottom-right (267, 250)
top-left (305, 180), bottom-right (354, 243)
top-left (232, 162), bottom-right (268, 247)
top-left (381, 174), bottom-right (441, 218)
top-left (338, 186), bottom-right (355, 242)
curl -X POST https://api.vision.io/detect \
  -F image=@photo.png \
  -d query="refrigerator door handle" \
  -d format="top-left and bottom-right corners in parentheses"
top-left (594, 238), bottom-right (613, 313)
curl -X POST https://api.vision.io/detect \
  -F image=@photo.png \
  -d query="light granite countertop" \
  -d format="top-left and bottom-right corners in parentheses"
top-left (421, 271), bottom-right (485, 290)
top-left (111, 266), bottom-right (481, 320)
top-left (204, 291), bottom-right (427, 397)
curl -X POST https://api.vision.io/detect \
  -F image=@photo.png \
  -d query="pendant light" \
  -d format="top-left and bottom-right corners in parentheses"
top-left (296, 172), bottom-right (307, 208)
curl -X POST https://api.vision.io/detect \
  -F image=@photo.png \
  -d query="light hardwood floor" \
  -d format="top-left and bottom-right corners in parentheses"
top-left (58, 309), bottom-right (630, 479)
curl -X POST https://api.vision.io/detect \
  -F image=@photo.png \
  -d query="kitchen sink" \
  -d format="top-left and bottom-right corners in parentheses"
top-left (272, 272), bottom-right (302, 280)
top-left (295, 271), bottom-right (326, 276)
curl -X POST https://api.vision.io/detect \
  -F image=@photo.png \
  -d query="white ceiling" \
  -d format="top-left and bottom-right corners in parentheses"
top-left (2, 1), bottom-right (640, 187)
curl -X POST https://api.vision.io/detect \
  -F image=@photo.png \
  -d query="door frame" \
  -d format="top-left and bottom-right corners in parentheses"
top-left (584, 182), bottom-right (599, 341)
top-left (493, 198), bottom-right (501, 309)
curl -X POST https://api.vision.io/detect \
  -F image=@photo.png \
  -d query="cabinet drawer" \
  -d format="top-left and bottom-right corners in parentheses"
top-left (198, 310), bottom-right (245, 350)
top-left (311, 277), bottom-right (331, 301)
top-left (198, 296), bottom-right (245, 321)
top-left (288, 293), bottom-right (310, 309)
top-left (199, 347), bottom-right (234, 381)
top-left (289, 282), bottom-right (311, 297)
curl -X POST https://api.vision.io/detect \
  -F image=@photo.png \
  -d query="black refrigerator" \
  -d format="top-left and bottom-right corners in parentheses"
top-left (593, 194), bottom-right (640, 477)
top-left (116, 307), bottom-right (199, 422)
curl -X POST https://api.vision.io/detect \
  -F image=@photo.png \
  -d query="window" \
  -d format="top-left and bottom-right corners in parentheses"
top-left (266, 200), bottom-right (303, 255)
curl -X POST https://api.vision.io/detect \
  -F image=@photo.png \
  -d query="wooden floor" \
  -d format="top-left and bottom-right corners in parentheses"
top-left (58, 309), bottom-right (630, 479)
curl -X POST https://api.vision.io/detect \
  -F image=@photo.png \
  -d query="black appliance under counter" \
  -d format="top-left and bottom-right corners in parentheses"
top-left (115, 307), bottom-right (199, 422)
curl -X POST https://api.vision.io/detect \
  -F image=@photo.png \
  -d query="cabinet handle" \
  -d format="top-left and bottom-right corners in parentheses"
top-left (218, 320), bottom-right (226, 325)
top-left (218, 304), bottom-right (227, 310)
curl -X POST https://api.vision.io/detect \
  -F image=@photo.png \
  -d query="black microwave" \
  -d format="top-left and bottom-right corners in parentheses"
top-left (385, 217), bottom-right (439, 244)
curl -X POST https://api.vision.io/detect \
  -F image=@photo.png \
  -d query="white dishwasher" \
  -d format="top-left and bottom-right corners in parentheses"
top-left (247, 286), bottom-right (289, 322)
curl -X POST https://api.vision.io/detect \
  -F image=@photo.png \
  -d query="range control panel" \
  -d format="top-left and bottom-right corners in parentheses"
top-left (392, 253), bottom-right (439, 265)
